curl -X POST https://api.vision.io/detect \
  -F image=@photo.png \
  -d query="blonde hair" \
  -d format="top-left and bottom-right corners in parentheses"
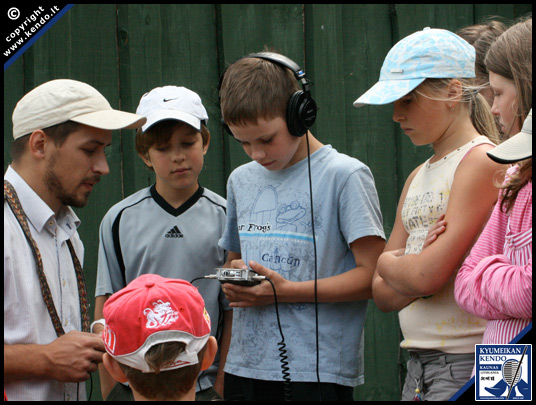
top-left (416, 78), bottom-right (500, 144)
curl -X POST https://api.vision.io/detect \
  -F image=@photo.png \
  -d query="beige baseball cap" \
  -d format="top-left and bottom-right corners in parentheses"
top-left (12, 79), bottom-right (146, 139)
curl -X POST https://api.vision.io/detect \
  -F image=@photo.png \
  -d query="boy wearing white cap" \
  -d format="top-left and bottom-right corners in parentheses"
top-left (93, 86), bottom-right (230, 400)
top-left (4, 79), bottom-right (146, 401)
top-left (102, 274), bottom-right (218, 401)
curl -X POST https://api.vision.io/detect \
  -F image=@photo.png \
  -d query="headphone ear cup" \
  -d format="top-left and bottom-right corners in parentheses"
top-left (286, 91), bottom-right (318, 137)
top-left (300, 94), bottom-right (317, 132)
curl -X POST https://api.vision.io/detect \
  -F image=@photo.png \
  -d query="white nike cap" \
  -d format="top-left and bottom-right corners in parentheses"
top-left (136, 86), bottom-right (208, 132)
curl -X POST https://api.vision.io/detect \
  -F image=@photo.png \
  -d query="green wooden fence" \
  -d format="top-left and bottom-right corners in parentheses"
top-left (3, 4), bottom-right (531, 401)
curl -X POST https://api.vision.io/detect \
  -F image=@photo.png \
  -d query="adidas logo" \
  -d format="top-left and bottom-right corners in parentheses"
top-left (165, 226), bottom-right (184, 239)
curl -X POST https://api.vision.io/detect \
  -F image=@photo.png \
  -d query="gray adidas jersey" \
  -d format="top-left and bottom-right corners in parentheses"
top-left (96, 185), bottom-right (227, 389)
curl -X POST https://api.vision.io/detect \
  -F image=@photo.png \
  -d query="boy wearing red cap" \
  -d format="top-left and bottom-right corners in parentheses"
top-left (102, 274), bottom-right (217, 401)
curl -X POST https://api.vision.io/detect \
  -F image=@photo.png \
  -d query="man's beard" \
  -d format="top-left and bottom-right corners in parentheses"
top-left (44, 153), bottom-right (98, 208)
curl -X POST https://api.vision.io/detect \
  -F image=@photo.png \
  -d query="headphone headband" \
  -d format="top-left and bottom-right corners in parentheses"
top-left (247, 52), bottom-right (311, 93)
top-left (220, 51), bottom-right (317, 137)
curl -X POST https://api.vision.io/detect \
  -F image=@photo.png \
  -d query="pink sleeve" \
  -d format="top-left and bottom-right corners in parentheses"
top-left (458, 255), bottom-right (532, 319)
top-left (454, 199), bottom-right (507, 316)
top-left (455, 181), bottom-right (532, 320)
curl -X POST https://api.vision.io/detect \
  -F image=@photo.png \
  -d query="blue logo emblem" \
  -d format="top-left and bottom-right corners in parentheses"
top-left (475, 344), bottom-right (531, 401)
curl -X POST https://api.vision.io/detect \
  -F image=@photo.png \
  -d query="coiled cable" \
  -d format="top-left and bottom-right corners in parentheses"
top-left (265, 277), bottom-right (292, 401)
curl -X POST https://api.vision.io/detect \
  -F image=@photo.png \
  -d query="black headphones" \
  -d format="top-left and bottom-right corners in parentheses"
top-left (220, 52), bottom-right (318, 137)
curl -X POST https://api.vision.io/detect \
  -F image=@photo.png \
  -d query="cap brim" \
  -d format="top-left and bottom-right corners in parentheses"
top-left (142, 110), bottom-right (203, 132)
top-left (487, 132), bottom-right (532, 163)
top-left (353, 78), bottom-right (425, 107)
top-left (109, 330), bottom-right (210, 373)
top-left (71, 109), bottom-right (146, 130)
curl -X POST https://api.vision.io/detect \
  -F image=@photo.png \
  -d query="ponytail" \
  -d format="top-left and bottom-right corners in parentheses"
top-left (468, 90), bottom-right (500, 144)
top-left (418, 78), bottom-right (500, 144)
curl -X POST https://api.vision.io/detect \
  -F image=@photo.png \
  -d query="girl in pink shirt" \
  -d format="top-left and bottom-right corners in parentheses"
top-left (454, 17), bottom-right (532, 345)
top-left (454, 161), bottom-right (532, 344)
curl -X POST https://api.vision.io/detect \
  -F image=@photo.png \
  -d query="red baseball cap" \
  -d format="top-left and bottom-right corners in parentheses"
top-left (103, 274), bottom-right (211, 373)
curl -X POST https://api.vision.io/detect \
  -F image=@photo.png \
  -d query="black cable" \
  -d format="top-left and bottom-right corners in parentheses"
top-left (190, 276), bottom-right (224, 342)
top-left (190, 276), bottom-right (208, 285)
top-left (189, 276), bottom-right (224, 342)
top-left (265, 277), bottom-right (292, 401)
top-left (192, 275), bottom-right (292, 401)
top-left (88, 371), bottom-right (93, 400)
top-left (189, 275), bottom-right (225, 392)
top-left (305, 133), bottom-right (321, 398)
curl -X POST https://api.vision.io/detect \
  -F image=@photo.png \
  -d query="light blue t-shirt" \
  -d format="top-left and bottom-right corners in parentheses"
top-left (219, 145), bottom-right (385, 386)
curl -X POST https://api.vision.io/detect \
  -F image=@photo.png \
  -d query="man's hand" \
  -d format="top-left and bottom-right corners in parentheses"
top-left (42, 330), bottom-right (105, 382)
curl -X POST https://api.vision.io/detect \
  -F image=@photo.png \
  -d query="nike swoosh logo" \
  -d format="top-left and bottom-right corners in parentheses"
top-left (163, 98), bottom-right (177, 102)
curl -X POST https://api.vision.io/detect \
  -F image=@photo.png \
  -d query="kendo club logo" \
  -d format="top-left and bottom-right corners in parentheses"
top-left (476, 344), bottom-right (531, 401)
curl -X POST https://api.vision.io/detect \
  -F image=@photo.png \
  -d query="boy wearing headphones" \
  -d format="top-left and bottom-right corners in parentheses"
top-left (218, 52), bottom-right (386, 401)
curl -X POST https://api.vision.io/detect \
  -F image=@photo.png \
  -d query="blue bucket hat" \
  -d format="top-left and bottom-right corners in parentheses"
top-left (354, 27), bottom-right (475, 107)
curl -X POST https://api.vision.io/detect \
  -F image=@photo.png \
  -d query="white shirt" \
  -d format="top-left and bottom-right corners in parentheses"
top-left (4, 166), bottom-right (86, 401)
top-left (398, 137), bottom-right (493, 353)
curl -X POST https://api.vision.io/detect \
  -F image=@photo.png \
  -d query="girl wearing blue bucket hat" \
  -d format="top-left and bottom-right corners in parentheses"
top-left (356, 28), bottom-right (502, 400)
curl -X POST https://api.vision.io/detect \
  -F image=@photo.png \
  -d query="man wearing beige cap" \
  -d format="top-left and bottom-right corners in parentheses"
top-left (4, 79), bottom-right (146, 401)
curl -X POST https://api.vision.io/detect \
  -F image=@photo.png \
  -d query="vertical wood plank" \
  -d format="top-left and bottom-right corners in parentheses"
top-left (218, 4), bottom-right (305, 172)
top-left (3, 60), bottom-right (24, 166)
top-left (116, 4), bottom-right (225, 197)
top-left (304, 5), bottom-right (404, 400)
